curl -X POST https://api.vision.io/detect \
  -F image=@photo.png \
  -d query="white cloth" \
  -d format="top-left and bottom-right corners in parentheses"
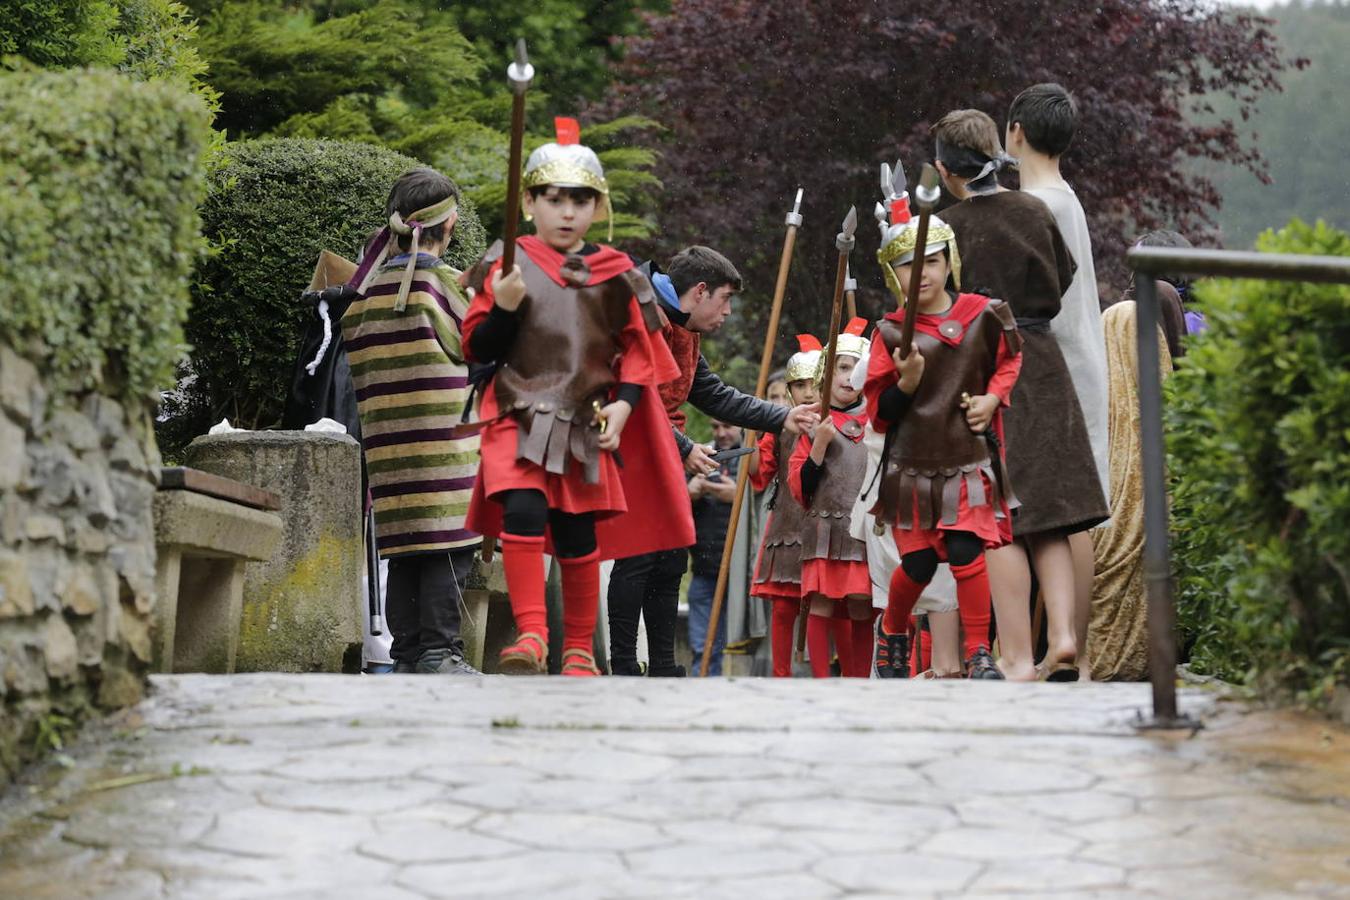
top-left (849, 348), bottom-right (957, 614)
top-left (1026, 185), bottom-right (1111, 504)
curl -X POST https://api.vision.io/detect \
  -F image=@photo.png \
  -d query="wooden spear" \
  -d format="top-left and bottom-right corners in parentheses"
top-left (501, 39), bottom-right (534, 273)
top-left (697, 189), bottom-right (805, 677)
top-left (795, 205), bottom-right (858, 662)
top-left (896, 164), bottom-right (941, 357)
top-left (844, 261), bottom-right (857, 322)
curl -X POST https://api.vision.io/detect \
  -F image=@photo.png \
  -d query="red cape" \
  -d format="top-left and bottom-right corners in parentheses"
top-left (884, 292), bottom-right (991, 348)
top-left (465, 238), bottom-right (695, 560)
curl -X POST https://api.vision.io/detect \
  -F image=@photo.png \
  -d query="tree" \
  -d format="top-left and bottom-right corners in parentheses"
top-left (1196, 1), bottom-right (1350, 248)
top-left (604, 0), bottom-right (1296, 375)
top-left (0, 0), bottom-right (122, 69)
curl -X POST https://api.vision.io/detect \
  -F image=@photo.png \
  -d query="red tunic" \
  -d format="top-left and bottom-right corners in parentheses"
top-left (749, 431), bottom-right (800, 601)
top-left (787, 407), bottom-right (872, 601)
top-left (863, 293), bottom-right (1022, 554)
top-left (462, 236), bottom-right (695, 559)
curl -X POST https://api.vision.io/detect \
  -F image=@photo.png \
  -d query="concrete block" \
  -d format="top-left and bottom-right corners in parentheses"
top-left (186, 431), bottom-right (363, 673)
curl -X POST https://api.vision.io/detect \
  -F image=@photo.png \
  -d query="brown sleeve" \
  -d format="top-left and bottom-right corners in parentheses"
top-left (988, 299), bottom-right (1023, 356)
top-left (619, 269), bottom-right (664, 333)
top-left (466, 240), bottom-right (506, 294)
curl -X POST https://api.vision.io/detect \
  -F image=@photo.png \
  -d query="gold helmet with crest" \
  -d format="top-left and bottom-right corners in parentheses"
top-left (523, 117), bottom-right (613, 238)
top-left (785, 334), bottom-right (823, 383)
top-left (873, 159), bottom-right (961, 303)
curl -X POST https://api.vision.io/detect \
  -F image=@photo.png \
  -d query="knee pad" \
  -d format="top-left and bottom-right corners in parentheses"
top-left (501, 489), bottom-right (548, 537)
top-left (943, 531), bottom-right (984, 568)
top-left (548, 510), bottom-right (597, 559)
top-left (900, 548), bottom-right (940, 584)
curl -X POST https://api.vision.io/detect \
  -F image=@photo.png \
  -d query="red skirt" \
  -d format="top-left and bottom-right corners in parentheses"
top-left (894, 470), bottom-right (1004, 553)
top-left (800, 558), bottom-right (871, 601)
top-left (477, 417), bottom-right (625, 517)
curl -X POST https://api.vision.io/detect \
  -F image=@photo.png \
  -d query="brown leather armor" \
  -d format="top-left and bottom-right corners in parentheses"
top-left (801, 415), bottom-right (868, 565)
top-left (755, 433), bottom-right (806, 587)
top-left (469, 241), bottom-right (662, 483)
top-left (871, 301), bottom-right (1021, 530)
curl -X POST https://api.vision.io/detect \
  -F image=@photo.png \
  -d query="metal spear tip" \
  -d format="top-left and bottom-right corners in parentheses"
top-left (915, 163), bottom-right (941, 208)
top-left (836, 205), bottom-right (857, 252)
top-left (507, 38), bottom-right (535, 91)
top-left (892, 158), bottom-right (907, 197)
top-left (880, 163), bottom-right (894, 201)
top-left (785, 187), bottom-right (804, 227)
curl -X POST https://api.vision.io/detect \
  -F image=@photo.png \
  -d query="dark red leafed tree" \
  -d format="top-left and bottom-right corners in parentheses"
top-left (600, 0), bottom-right (1294, 368)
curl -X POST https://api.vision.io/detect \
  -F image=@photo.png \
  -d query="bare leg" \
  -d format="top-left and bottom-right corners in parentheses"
top-left (927, 608), bottom-right (962, 676)
top-left (986, 542), bottom-right (1035, 681)
top-left (1068, 530), bottom-right (1096, 681)
top-left (1028, 533), bottom-right (1078, 669)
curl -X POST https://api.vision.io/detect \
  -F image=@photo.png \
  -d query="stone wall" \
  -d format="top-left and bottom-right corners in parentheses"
top-left (0, 344), bottom-right (160, 780)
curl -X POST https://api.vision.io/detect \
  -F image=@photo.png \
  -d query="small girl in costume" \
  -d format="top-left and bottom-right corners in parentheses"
top-left (749, 336), bottom-right (822, 677)
top-left (863, 171), bottom-right (1021, 680)
top-left (462, 118), bottom-right (692, 676)
top-left (788, 319), bottom-right (875, 678)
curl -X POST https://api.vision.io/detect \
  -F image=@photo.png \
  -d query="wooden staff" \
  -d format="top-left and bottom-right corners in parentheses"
top-left (844, 261), bottom-right (857, 322)
top-left (897, 164), bottom-right (941, 357)
top-left (795, 205), bottom-right (858, 662)
top-left (697, 189), bottom-right (805, 677)
top-left (501, 39), bottom-right (534, 273)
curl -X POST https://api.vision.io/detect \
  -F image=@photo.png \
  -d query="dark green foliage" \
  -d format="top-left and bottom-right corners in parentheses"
top-left (177, 138), bottom-right (486, 442)
top-left (0, 0), bottom-right (122, 68)
top-left (1169, 219), bottom-right (1350, 703)
top-left (0, 67), bottom-right (210, 401)
top-left (198, 0), bottom-right (480, 138)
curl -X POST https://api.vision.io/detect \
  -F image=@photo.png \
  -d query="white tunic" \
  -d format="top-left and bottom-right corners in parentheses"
top-left (1025, 185), bottom-right (1111, 506)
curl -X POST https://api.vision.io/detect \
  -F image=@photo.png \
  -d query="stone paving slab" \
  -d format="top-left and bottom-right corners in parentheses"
top-left (1, 674), bottom-right (1349, 898)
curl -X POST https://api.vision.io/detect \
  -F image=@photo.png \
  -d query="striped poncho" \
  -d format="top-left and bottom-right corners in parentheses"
top-left (341, 252), bottom-right (479, 556)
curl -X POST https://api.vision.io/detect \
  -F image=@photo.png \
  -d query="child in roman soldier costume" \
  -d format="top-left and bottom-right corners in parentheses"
top-left (750, 335), bottom-right (822, 677)
top-left (788, 319), bottom-right (875, 679)
top-left (462, 118), bottom-right (693, 676)
top-left (864, 174), bottom-right (1022, 679)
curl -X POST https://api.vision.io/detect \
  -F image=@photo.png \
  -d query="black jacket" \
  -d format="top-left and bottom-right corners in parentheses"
top-left (673, 354), bottom-right (788, 458)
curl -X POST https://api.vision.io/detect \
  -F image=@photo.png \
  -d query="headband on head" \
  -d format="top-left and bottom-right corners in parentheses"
top-left (351, 194), bottom-right (459, 310)
top-left (935, 138), bottom-right (1017, 195)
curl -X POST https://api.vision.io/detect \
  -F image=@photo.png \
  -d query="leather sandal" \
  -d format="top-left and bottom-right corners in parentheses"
top-left (499, 632), bottom-right (547, 675)
top-left (560, 647), bottom-right (600, 677)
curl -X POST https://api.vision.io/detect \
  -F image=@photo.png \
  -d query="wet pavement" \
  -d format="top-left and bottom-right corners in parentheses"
top-left (1, 674), bottom-right (1348, 898)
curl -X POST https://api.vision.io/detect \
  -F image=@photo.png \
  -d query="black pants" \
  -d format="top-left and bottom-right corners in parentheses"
top-left (385, 548), bottom-right (473, 663)
top-left (607, 548), bottom-right (689, 672)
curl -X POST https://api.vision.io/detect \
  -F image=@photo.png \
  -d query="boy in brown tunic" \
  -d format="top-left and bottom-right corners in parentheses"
top-left (933, 109), bottom-right (1109, 681)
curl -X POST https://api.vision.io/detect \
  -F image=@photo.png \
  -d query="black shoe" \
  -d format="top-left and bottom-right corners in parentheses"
top-left (392, 659), bottom-right (419, 674)
top-left (646, 664), bottom-right (686, 678)
top-left (610, 660), bottom-right (646, 677)
top-left (876, 625), bottom-right (910, 679)
top-left (416, 648), bottom-right (481, 675)
top-left (965, 645), bottom-right (1004, 680)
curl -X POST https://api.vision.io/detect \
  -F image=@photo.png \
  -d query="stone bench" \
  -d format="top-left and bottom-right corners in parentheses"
top-left (152, 468), bottom-right (283, 674)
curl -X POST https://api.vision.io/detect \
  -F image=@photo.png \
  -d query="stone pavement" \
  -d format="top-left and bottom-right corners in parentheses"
top-left (2, 675), bottom-right (1349, 898)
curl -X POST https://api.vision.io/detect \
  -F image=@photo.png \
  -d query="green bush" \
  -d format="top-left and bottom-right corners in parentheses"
top-left (173, 137), bottom-right (487, 444)
top-left (0, 67), bottom-right (209, 402)
top-left (1169, 219), bottom-right (1350, 704)
top-left (0, 1), bottom-right (122, 69)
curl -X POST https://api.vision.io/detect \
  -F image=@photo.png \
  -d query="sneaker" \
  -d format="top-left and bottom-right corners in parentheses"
top-left (876, 625), bottom-right (910, 680)
top-left (610, 660), bottom-right (646, 677)
top-left (646, 664), bottom-right (686, 678)
top-left (363, 662), bottom-right (396, 675)
top-left (965, 645), bottom-right (1004, 680)
top-left (416, 648), bottom-right (481, 676)
top-left (392, 659), bottom-right (419, 674)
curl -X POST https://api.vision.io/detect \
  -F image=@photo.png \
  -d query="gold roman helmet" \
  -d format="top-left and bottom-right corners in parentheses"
top-left (785, 334), bottom-right (823, 383)
top-left (814, 318), bottom-right (871, 384)
top-left (522, 117), bottom-right (612, 239)
top-left (873, 160), bottom-right (961, 303)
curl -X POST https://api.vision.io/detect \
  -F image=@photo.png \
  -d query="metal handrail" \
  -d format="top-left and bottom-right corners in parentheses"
top-left (1125, 246), bottom-right (1350, 729)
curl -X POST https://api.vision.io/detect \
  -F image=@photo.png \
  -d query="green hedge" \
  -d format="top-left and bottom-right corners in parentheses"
top-left (167, 138), bottom-right (487, 448)
top-left (1169, 220), bottom-right (1350, 704)
top-left (0, 67), bottom-right (209, 402)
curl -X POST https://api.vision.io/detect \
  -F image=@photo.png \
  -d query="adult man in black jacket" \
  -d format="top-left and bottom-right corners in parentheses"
top-left (608, 247), bottom-right (816, 676)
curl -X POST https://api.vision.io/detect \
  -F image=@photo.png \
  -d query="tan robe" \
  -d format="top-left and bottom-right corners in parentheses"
top-left (1089, 301), bottom-right (1172, 680)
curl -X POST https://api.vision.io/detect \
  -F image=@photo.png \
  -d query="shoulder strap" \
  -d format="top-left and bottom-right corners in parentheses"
top-left (618, 269), bottom-right (664, 333)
